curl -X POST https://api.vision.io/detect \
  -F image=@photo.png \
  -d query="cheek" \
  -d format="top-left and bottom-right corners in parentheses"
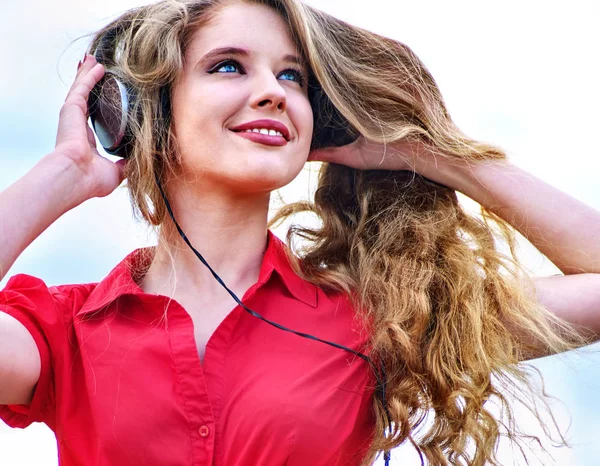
top-left (171, 90), bottom-right (231, 156)
top-left (172, 79), bottom-right (232, 127)
top-left (290, 96), bottom-right (314, 152)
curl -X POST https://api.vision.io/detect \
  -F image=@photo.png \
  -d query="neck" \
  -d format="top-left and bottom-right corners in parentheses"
top-left (140, 183), bottom-right (271, 301)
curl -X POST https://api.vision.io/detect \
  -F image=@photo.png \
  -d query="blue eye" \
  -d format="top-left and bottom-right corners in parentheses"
top-left (212, 60), bottom-right (241, 74)
top-left (279, 69), bottom-right (305, 86)
top-left (208, 59), bottom-right (305, 87)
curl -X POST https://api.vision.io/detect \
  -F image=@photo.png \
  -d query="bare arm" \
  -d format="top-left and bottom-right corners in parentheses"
top-left (0, 55), bottom-right (125, 406)
top-left (0, 154), bottom-right (93, 283)
top-left (0, 313), bottom-right (42, 405)
top-left (439, 159), bottom-right (600, 344)
top-left (445, 160), bottom-right (600, 276)
top-left (310, 140), bottom-right (600, 347)
top-left (533, 274), bottom-right (600, 336)
top-left (0, 154), bottom-right (95, 405)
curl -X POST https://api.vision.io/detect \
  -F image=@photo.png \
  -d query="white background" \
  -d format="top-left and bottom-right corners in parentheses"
top-left (0, 0), bottom-right (599, 464)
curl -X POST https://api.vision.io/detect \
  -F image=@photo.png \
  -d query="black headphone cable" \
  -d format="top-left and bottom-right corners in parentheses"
top-left (154, 173), bottom-right (393, 465)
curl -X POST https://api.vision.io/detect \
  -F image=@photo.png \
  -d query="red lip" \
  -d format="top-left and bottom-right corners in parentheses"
top-left (230, 119), bottom-right (291, 141)
top-left (232, 131), bottom-right (287, 147)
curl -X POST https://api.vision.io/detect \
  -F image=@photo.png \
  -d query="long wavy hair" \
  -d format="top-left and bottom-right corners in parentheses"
top-left (86, 0), bottom-right (590, 464)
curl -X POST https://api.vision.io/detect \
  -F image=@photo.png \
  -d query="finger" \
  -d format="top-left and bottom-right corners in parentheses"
top-left (309, 146), bottom-right (366, 170)
top-left (56, 64), bottom-right (105, 147)
top-left (64, 62), bottom-right (105, 106)
top-left (56, 97), bottom-right (96, 147)
top-left (64, 56), bottom-right (104, 112)
top-left (75, 54), bottom-right (99, 81)
top-left (55, 102), bottom-right (87, 147)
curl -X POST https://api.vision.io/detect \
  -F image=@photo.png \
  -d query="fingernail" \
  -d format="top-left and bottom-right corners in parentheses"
top-left (82, 54), bottom-right (88, 65)
top-left (77, 60), bottom-right (82, 71)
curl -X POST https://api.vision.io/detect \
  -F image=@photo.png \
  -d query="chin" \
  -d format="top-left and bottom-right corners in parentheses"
top-left (228, 172), bottom-right (297, 194)
top-left (234, 156), bottom-right (304, 190)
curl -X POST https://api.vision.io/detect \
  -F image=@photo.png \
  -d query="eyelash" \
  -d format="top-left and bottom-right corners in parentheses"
top-left (208, 58), bottom-right (306, 87)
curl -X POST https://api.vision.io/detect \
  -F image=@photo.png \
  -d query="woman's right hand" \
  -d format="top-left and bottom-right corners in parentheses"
top-left (54, 54), bottom-right (127, 199)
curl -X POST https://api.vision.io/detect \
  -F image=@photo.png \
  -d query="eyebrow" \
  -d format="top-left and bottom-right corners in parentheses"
top-left (197, 46), bottom-right (305, 68)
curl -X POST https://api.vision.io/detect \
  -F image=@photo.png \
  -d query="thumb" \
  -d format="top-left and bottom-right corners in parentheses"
top-left (307, 146), bottom-right (344, 163)
top-left (115, 158), bottom-right (128, 183)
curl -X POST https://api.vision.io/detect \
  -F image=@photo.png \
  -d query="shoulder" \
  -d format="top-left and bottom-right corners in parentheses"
top-left (49, 280), bottom-right (98, 313)
top-left (1, 247), bottom-right (153, 320)
top-left (1, 273), bottom-right (98, 321)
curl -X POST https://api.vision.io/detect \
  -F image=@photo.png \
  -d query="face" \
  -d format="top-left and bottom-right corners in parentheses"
top-left (170, 1), bottom-right (313, 195)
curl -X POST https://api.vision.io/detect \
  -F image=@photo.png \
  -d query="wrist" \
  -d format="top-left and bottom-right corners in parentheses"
top-left (37, 152), bottom-right (96, 210)
top-left (418, 155), bottom-right (511, 199)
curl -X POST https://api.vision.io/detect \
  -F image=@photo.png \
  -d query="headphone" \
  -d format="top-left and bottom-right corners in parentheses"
top-left (87, 36), bottom-right (393, 465)
top-left (87, 31), bottom-right (360, 158)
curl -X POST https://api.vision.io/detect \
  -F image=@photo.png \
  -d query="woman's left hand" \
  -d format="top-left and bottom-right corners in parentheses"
top-left (307, 136), bottom-right (452, 187)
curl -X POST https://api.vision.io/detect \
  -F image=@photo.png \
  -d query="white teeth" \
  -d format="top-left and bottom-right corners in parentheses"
top-left (242, 128), bottom-right (284, 137)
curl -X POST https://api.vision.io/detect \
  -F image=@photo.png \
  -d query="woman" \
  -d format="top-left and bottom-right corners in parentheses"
top-left (1, 0), bottom-right (599, 465)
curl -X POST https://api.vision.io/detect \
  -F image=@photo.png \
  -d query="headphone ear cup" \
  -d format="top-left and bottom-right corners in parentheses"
top-left (309, 81), bottom-right (360, 151)
top-left (88, 74), bottom-right (135, 158)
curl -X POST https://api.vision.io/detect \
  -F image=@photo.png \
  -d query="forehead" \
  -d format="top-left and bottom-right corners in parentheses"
top-left (186, 2), bottom-right (299, 59)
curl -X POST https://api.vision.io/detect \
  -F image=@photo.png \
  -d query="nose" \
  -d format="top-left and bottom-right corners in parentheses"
top-left (250, 71), bottom-right (287, 112)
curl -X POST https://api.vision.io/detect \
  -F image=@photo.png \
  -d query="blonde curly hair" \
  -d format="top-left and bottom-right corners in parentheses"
top-left (86, 0), bottom-right (589, 464)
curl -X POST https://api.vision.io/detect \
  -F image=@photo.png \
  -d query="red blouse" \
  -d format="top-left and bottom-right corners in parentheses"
top-left (0, 231), bottom-right (376, 466)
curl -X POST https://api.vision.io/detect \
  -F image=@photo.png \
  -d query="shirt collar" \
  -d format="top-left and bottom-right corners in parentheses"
top-left (76, 230), bottom-right (317, 317)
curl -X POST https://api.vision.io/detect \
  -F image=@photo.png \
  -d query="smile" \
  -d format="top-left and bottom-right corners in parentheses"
top-left (242, 128), bottom-right (284, 137)
top-left (231, 129), bottom-right (288, 147)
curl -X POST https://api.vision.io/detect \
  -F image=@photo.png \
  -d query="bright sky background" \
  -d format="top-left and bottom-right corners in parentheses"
top-left (1, 0), bottom-right (599, 464)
